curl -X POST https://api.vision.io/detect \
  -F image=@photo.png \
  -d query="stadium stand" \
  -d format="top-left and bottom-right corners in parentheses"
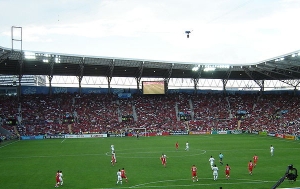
top-left (1, 92), bottom-right (300, 137)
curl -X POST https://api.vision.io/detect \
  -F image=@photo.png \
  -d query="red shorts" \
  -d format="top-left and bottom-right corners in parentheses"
top-left (121, 175), bottom-right (127, 179)
top-left (225, 171), bottom-right (230, 175)
top-left (249, 167), bottom-right (253, 171)
top-left (192, 172), bottom-right (197, 177)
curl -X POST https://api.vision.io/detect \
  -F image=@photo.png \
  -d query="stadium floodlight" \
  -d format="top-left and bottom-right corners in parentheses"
top-left (24, 52), bottom-right (36, 60)
top-left (55, 57), bottom-right (60, 63)
top-left (204, 67), bottom-right (216, 72)
top-left (192, 66), bottom-right (199, 71)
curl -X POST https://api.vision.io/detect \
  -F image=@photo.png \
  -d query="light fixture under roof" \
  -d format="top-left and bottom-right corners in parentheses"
top-left (203, 67), bottom-right (216, 72)
top-left (192, 66), bottom-right (199, 71)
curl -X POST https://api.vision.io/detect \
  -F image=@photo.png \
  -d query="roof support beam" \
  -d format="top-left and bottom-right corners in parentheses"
top-left (135, 61), bottom-right (144, 93)
top-left (77, 57), bottom-right (85, 95)
top-left (254, 66), bottom-right (298, 88)
top-left (106, 59), bottom-right (114, 94)
top-left (265, 62), bottom-right (300, 75)
top-left (48, 55), bottom-right (55, 96)
top-left (164, 63), bottom-right (174, 92)
top-left (222, 67), bottom-right (231, 95)
top-left (243, 67), bottom-right (264, 92)
top-left (256, 65), bottom-right (294, 79)
top-left (193, 66), bottom-right (203, 94)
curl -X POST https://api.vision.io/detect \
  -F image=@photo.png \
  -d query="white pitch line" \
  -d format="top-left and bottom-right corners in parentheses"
top-left (93, 178), bottom-right (277, 189)
top-left (104, 150), bottom-right (207, 158)
top-left (0, 140), bottom-right (20, 149)
top-left (0, 153), bottom-right (103, 159)
top-left (61, 138), bottom-right (66, 143)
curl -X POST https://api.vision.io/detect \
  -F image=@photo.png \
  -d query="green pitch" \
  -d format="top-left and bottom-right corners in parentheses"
top-left (0, 134), bottom-right (299, 189)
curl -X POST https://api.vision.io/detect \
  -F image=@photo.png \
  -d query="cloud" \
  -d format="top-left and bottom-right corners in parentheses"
top-left (1, 0), bottom-right (300, 64)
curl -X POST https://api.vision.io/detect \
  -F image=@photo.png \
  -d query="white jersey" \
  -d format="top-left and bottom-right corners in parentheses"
top-left (185, 143), bottom-right (189, 150)
top-left (270, 146), bottom-right (274, 152)
top-left (111, 145), bottom-right (115, 152)
top-left (209, 157), bottom-right (215, 166)
top-left (212, 166), bottom-right (219, 175)
top-left (59, 172), bottom-right (63, 180)
top-left (117, 171), bottom-right (122, 181)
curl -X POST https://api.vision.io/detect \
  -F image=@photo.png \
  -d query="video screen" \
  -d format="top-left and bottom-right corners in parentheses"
top-left (142, 81), bottom-right (165, 95)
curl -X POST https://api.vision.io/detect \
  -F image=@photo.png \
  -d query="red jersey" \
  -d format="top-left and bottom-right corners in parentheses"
top-left (121, 169), bottom-right (127, 178)
top-left (191, 166), bottom-right (197, 176)
top-left (175, 142), bottom-right (179, 149)
top-left (225, 165), bottom-right (231, 174)
top-left (253, 156), bottom-right (258, 162)
top-left (56, 172), bottom-right (60, 182)
top-left (248, 162), bottom-right (253, 171)
top-left (161, 155), bottom-right (166, 163)
top-left (111, 154), bottom-right (115, 163)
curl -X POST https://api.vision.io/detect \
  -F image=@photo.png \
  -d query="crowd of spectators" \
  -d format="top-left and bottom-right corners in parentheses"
top-left (0, 92), bottom-right (299, 136)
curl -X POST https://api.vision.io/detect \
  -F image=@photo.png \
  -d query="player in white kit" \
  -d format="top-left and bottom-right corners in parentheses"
top-left (59, 170), bottom-right (63, 186)
top-left (209, 156), bottom-right (215, 168)
top-left (212, 164), bottom-right (219, 180)
top-left (270, 145), bottom-right (274, 156)
top-left (116, 169), bottom-right (122, 184)
top-left (185, 141), bottom-right (189, 151)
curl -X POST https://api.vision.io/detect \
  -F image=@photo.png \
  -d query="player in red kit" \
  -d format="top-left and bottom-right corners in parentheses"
top-left (111, 153), bottom-right (116, 166)
top-left (253, 154), bottom-right (258, 167)
top-left (191, 165), bottom-right (198, 182)
top-left (225, 164), bottom-right (231, 180)
top-left (160, 153), bottom-right (167, 167)
top-left (175, 142), bottom-right (179, 150)
top-left (55, 170), bottom-right (60, 188)
top-left (121, 168), bottom-right (128, 182)
top-left (248, 160), bottom-right (254, 175)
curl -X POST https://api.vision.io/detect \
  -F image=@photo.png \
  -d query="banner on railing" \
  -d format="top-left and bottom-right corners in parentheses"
top-left (189, 131), bottom-right (210, 135)
top-left (21, 135), bottom-right (44, 140)
top-left (284, 135), bottom-right (295, 140)
top-left (65, 134), bottom-right (107, 138)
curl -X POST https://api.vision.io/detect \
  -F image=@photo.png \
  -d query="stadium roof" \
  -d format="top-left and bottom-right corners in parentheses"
top-left (1, 46), bottom-right (300, 82)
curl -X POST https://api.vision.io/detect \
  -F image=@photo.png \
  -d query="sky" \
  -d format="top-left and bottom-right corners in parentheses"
top-left (1, 0), bottom-right (300, 65)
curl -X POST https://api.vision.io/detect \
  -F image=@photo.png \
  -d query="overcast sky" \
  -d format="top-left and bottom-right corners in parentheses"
top-left (1, 0), bottom-right (300, 64)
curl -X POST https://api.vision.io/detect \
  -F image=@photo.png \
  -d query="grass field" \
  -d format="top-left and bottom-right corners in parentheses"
top-left (0, 134), bottom-right (299, 189)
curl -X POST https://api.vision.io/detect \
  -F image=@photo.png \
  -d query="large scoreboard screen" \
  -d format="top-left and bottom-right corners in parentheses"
top-left (142, 81), bottom-right (166, 95)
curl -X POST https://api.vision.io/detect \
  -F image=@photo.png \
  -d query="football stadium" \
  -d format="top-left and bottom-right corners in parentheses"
top-left (1, 1), bottom-right (300, 189)
top-left (1, 43), bottom-right (300, 189)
